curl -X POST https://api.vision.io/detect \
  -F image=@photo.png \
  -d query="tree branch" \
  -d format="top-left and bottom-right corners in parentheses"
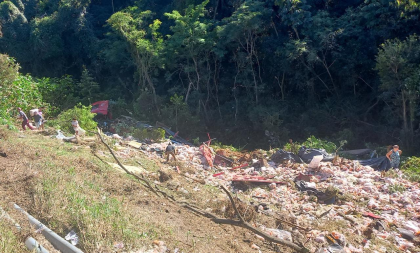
top-left (219, 185), bottom-right (309, 252)
top-left (92, 128), bottom-right (160, 197)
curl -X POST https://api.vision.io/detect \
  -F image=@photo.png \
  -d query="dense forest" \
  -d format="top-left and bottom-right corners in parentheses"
top-left (1, 0), bottom-right (420, 153)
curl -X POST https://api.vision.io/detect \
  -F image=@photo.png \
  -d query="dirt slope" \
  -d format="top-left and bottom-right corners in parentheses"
top-left (0, 127), bottom-right (279, 253)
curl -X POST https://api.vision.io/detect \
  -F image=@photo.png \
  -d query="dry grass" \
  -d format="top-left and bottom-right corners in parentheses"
top-left (0, 220), bottom-right (26, 253)
top-left (213, 199), bottom-right (257, 223)
top-left (0, 127), bottom-right (278, 253)
top-left (0, 127), bottom-right (10, 140)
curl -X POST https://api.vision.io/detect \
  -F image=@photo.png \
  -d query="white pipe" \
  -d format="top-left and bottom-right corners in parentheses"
top-left (0, 205), bottom-right (49, 253)
top-left (25, 237), bottom-right (49, 253)
top-left (14, 204), bottom-right (84, 253)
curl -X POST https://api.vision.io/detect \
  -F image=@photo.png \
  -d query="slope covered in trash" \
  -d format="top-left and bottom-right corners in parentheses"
top-left (133, 139), bottom-right (420, 252)
top-left (2, 124), bottom-right (420, 252)
top-left (0, 128), bottom-right (266, 252)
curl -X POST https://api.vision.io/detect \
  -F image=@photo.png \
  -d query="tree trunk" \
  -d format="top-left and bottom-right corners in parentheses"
top-left (402, 91), bottom-right (408, 131)
top-left (141, 61), bottom-right (159, 115)
top-left (408, 92), bottom-right (416, 143)
top-left (185, 67), bottom-right (194, 103)
top-left (275, 72), bottom-right (285, 101)
top-left (213, 57), bottom-right (222, 119)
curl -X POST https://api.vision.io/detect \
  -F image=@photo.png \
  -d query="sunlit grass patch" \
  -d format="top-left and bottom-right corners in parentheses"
top-left (0, 220), bottom-right (25, 253)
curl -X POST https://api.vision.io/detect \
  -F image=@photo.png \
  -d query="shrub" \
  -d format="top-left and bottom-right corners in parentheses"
top-left (0, 118), bottom-right (18, 132)
top-left (110, 98), bottom-right (131, 119)
top-left (389, 183), bottom-right (406, 194)
top-left (401, 156), bottom-right (420, 172)
top-left (52, 103), bottom-right (97, 135)
top-left (401, 156), bottom-right (420, 182)
top-left (160, 94), bottom-right (202, 138)
top-left (132, 127), bottom-right (165, 141)
top-left (212, 141), bottom-right (243, 152)
top-left (284, 135), bottom-right (338, 154)
top-left (37, 76), bottom-right (80, 115)
top-left (0, 54), bottom-right (44, 120)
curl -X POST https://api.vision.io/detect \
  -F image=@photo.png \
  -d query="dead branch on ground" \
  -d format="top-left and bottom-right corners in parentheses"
top-left (218, 185), bottom-right (309, 252)
top-left (92, 129), bottom-right (160, 197)
top-left (91, 129), bottom-right (308, 252)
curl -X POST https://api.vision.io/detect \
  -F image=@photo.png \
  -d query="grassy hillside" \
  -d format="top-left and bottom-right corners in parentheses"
top-left (0, 126), bottom-right (263, 253)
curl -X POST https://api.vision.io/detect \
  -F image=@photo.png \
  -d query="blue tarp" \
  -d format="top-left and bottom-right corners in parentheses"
top-left (357, 156), bottom-right (391, 171)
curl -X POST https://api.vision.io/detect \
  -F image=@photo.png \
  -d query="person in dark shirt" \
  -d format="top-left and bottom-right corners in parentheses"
top-left (18, 108), bottom-right (34, 130)
top-left (34, 111), bottom-right (43, 130)
top-left (165, 142), bottom-right (177, 163)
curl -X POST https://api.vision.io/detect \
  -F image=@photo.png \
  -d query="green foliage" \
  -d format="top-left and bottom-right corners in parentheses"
top-left (302, 136), bottom-right (337, 153)
top-left (0, 54), bottom-right (44, 121)
top-left (132, 127), bottom-right (165, 141)
top-left (284, 136), bottom-right (337, 154)
top-left (132, 92), bottom-right (163, 122)
top-left (160, 94), bottom-right (201, 137)
top-left (37, 76), bottom-right (80, 116)
top-left (212, 141), bottom-right (243, 152)
top-left (52, 103), bottom-right (97, 135)
top-left (376, 35), bottom-right (420, 145)
top-left (401, 156), bottom-right (420, 177)
top-left (389, 183), bottom-right (407, 194)
top-left (110, 98), bottom-right (131, 119)
top-left (2, 0), bottom-right (420, 152)
top-left (192, 137), bottom-right (200, 146)
top-left (0, 118), bottom-right (18, 131)
top-left (78, 66), bottom-right (100, 105)
top-left (107, 8), bottom-right (163, 108)
top-left (0, 54), bottom-right (20, 118)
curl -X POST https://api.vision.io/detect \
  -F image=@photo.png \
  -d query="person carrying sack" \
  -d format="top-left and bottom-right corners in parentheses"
top-left (34, 111), bottom-right (43, 130)
top-left (71, 118), bottom-right (86, 137)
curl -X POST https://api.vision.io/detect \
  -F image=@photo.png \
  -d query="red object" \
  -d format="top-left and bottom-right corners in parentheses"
top-left (206, 133), bottom-right (212, 145)
top-left (91, 100), bottom-right (110, 118)
top-left (229, 163), bottom-right (249, 170)
top-left (212, 172), bottom-right (225, 177)
top-left (22, 119), bottom-right (35, 130)
top-left (176, 166), bottom-right (180, 174)
top-left (363, 212), bottom-right (383, 219)
top-left (200, 144), bottom-right (214, 167)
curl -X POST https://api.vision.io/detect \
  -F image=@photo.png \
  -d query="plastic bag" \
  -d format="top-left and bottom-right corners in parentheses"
top-left (56, 130), bottom-right (66, 140)
top-left (270, 149), bottom-right (303, 163)
top-left (308, 155), bottom-right (323, 169)
top-left (265, 229), bottom-right (292, 241)
top-left (29, 109), bottom-right (39, 116)
top-left (298, 146), bottom-right (334, 163)
top-left (65, 230), bottom-right (79, 245)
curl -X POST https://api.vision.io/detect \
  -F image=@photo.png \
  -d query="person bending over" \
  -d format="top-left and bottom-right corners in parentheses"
top-left (165, 142), bottom-right (177, 163)
top-left (18, 108), bottom-right (34, 130)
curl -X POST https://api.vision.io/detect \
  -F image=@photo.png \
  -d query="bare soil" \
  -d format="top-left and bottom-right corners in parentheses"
top-left (0, 127), bottom-right (282, 253)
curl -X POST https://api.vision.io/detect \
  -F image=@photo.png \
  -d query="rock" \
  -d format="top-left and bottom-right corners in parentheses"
top-left (250, 243), bottom-right (260, 250)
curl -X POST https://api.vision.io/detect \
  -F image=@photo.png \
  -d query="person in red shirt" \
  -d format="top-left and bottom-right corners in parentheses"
top-left (18, 108), bottom-right (35, 130)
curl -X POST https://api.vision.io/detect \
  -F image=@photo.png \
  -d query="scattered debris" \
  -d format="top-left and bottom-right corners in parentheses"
top-left (59, 128), bottom-right (420, 252)
top-left (65, 230), bottom-right (79, 246)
